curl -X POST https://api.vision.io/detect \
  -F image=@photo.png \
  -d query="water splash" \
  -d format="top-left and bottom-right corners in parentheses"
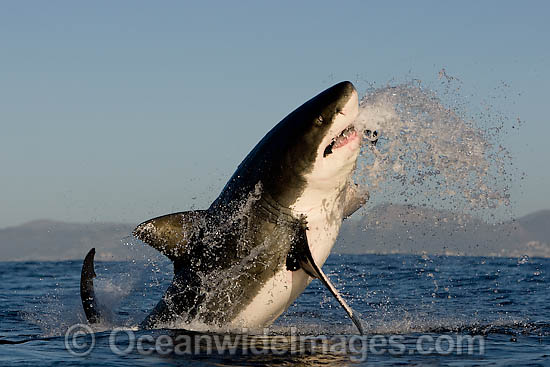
top-left (352, 76), bottom-right (517, 223)
top-left (22, 239), bottom-right (173, 336)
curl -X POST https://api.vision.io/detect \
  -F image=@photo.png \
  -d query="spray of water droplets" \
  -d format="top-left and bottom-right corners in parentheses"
top-left (352, 76), bottom-right (517, 221)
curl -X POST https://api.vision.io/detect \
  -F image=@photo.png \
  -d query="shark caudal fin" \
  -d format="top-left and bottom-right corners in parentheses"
top-left (80, 248), bottom-right (101, 324)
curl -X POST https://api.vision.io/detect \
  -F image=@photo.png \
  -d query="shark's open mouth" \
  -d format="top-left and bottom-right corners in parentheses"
top-left (323, 125), bottom-right (358, 157)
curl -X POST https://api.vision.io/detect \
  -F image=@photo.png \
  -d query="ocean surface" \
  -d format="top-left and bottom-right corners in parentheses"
top-left (0, 253), bottom-right (549, 366)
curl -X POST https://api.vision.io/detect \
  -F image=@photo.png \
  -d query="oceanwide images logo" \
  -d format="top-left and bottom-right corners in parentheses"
top-left (65, 323), bottom-right (485, 361)
top-left (65, 324), bottom-right (96, 357)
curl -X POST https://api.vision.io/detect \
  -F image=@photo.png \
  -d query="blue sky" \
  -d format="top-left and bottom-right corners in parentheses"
top-left (0, 1), bottom-right (548, 227)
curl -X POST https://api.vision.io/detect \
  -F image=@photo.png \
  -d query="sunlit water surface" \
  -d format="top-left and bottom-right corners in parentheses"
top-left (1, 255), bottom-right (549, 366)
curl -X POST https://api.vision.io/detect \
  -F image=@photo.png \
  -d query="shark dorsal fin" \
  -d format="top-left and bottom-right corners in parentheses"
top-left (133, 210), bottom-right (206, 262)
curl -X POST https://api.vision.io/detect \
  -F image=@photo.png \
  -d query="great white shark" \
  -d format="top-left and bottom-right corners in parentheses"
top-left (80, 81), bottom-right (376, 334)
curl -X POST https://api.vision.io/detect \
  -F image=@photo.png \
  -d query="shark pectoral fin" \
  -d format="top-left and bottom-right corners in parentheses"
top-left (133, 210), bottom-right (206, 262)
top-left (343, 183), bottom-right (369, 219)
top-left (286, 225), bottom-right (365, 335)
top-left (302, 252), bottom-right (365, 335)
top-left (80, 248), bottom-right (101, 324)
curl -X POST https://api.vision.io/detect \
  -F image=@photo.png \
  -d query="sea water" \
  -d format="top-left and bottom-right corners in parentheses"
top-left (0, 255), bottom-right (548, 366)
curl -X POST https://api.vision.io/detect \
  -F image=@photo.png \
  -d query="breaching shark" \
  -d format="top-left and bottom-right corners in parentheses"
top-left (80, 81), bottom-right (376, 334)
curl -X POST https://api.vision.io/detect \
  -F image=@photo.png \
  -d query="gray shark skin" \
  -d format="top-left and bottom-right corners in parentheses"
top-left (81, 81), bottom-right (371, 334)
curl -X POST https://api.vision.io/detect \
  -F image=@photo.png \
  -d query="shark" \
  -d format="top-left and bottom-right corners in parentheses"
top-left (80, 81), bottom-right (375, 334)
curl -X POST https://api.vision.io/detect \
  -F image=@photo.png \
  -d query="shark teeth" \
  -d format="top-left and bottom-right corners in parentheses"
top-left (323, 125), bottom-right (357, 157)
top-left (333, 125), bottom-right (357, 148)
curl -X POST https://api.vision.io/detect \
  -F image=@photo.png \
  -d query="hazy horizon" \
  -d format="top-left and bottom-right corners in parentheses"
top-left (2, 202), bottom-right (549, 261)
top-left (2, 204), bottom-right (550, 231)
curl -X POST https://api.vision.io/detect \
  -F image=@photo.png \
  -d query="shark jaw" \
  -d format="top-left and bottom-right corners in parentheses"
top-left (323, 124), bottom-right (359, 157)
top-left (306, 86), bottom-right (361, 188)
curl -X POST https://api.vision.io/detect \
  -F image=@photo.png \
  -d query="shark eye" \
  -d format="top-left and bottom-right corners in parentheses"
top-left (315, 116), bottom-right (324, 126)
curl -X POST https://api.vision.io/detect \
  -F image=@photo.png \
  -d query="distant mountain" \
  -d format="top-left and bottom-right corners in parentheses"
top-left (1, 207), bottom-right (549, 261)
top-left (0, 220), bottom-right (135, 261)
top-left (334, 204), bottom-right (550, 258)
top-left (516, 210), bottom-right (550, 243)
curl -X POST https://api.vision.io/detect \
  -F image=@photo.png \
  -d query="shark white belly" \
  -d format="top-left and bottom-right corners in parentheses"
top-left (231, 151), bottom-right (361, 328)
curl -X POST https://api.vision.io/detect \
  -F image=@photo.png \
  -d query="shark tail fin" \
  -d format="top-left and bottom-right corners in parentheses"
top-left (133, 210), bottom-right (206, 263)
top-left (80, 248), bottom-right (101, 324)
